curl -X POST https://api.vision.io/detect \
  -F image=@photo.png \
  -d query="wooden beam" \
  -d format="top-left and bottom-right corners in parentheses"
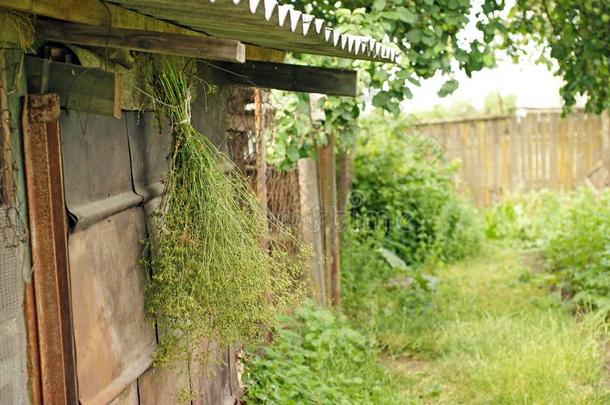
top-left (297, 157), bottom-right (327, 306)
top-left (36, 19), bottom-right (246, 63)
top-left (25, 56), bottom-right (119, 117)
top-left (1, 0), bottom-right (248, 63)
top-left (1, 0), bottom-right (198, 34)
top-left (245, 45), bottom-right (285, 63)
top-left (223, 61), bottom-right (358, 97)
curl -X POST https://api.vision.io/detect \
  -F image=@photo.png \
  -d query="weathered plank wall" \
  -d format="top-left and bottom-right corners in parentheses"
top-left (417, 111), bottom-right (610, 206)
top-left (56, 60), bottom-right (239, 405)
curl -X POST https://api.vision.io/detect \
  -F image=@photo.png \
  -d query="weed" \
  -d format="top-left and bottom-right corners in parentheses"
top-left (243, 302), bottom-right (406, 404)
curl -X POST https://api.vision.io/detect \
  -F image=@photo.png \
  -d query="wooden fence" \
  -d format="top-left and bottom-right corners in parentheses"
top-left (416, 111), bottom-right (610, 206)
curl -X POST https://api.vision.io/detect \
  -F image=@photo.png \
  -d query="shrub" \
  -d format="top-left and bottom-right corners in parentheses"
top-left (484, 190), bottom-right (563, 245)
top-left (542, 188), bottom-right (610, 311)
top-left (243, 302), bottom-right (404, 404)
top-left (352, 114), bottom-right (482, 265)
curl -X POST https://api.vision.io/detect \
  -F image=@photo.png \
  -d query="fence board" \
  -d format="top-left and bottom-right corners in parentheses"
top-left (416, 111), bottom-right (608, 206)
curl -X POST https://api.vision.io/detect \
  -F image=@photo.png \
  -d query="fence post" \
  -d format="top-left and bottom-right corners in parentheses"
top-left (602, 111), bottom-right (610, 187)
top-left (297, 158), bottom-right (326, 306)
top-left (317, 133), bottom-right (340, 306)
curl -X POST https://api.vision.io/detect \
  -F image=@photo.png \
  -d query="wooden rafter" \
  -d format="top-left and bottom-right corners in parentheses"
top-left (222, 61), bottom-right (358, 97)
top-left (1, 0), bottom-right (251, 63)
top-left (36, 19), bottom-right (246, 63)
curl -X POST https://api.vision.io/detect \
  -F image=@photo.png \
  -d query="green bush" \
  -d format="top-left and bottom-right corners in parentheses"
top-left (542, 189), bottom-right (610, 311)
top-left (242, 302), bottom-right (404, 404)
top-left (352, 115), bottom-right (482, 265)
top-left (484, 190), bottom-right (563, 245)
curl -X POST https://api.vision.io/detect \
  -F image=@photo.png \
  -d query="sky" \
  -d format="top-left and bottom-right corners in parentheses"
top-left (400, 57), bottom-right (565, 113)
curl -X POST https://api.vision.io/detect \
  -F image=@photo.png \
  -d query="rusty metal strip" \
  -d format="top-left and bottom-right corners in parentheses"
top-left (24, 281), bottom-right (42, 405)
top-left (22, 94), bottom-right (78, 404)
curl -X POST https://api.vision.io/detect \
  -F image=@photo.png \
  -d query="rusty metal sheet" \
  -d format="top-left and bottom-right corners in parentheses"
top-left (60, 111), bottom-right (142, 231)
top-left (126, 113), bottom-right (171, 202)
top-left (191, 342), bottom-right (234, 405)
top-left (68, 207), bottom-right (155, 405)
top-left (108, 382), bottom-right (138, 405)
top-left (137, 363), bottom-right (190, 404)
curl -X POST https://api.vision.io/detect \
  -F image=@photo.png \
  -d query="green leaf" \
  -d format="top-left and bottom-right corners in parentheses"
top-left (406, 29), bottom-right (422, 44)
top-left (286, 145), bottom-right (300, 162)
top-left (396, 7), bottom-right (416, 24)
top-left (438, 79), bottom-right (459, 97)
top-left (372, 92), bottom-right (392, 108)
top-left (378, 247), bottom-right (408, 269)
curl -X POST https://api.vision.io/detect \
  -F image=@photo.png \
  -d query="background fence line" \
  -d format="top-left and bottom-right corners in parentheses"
top-left (416, 111), bottom-right (610, 206)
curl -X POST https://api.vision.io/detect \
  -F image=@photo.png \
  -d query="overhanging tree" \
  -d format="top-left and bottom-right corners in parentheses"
top-left (267, 0), bottom-right (609, 169)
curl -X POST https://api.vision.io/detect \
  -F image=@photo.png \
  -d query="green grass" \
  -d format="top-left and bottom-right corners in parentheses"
top-left (388, 245), bottom-right (610, 404)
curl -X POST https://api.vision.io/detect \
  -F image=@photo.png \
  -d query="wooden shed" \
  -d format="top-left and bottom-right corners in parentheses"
top-left (0, 1), bottom-right (397, 404)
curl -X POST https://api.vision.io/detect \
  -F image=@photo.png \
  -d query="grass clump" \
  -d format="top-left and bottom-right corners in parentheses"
top-left (144, 57), bottom-right (305, 365)
top-left (541, 188), bottom-right (610, 312)
top-left (340, 224), bottom-right (438, 356)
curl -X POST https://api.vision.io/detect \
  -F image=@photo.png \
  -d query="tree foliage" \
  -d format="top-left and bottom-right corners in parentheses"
top-left (267, 0), bottom-right (609, 170)
top-left (495, 0), bottom-right (610, 113)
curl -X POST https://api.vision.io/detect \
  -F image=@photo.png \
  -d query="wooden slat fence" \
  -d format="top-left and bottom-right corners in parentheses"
top-left (416, 111), bottom-right (610, 206)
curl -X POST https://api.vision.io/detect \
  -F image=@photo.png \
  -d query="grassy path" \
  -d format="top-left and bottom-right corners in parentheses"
top-left (388, 246), bottom-right (610, 404)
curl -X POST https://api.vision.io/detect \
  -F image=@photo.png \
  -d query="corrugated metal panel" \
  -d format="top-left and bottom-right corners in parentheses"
top-left (127, 113), bottom-right (172, 203)
top-left (107, 0), bottom-right (400, 63)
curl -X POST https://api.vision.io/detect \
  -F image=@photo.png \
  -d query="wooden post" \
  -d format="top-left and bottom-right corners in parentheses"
top-left (317, 133), bottom-right (340, 306)
top-left (602, 111), bottom-right (610, 187)
top-left (336, 150), bottom-right (354, 228)
top-left (297, 158), bottom-right (326, 306)
top-left (253, 88), bottom-right (268, 249)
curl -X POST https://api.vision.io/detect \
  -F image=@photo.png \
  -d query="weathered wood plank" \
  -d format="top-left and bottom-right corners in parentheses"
top-left (1, 0), bottom-right (201, 35)
top-left (223, 61), bottom-right (358, 97)
top-left (36, 19), bottom-right (246, 63)
top-left (25, 56), bottom-right (118, 117)
top-left (317, 133), bottom-right (340, 306)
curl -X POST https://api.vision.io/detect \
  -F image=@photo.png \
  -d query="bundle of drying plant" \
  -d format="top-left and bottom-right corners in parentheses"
top-left (144, 57), bottom-right (306, 366)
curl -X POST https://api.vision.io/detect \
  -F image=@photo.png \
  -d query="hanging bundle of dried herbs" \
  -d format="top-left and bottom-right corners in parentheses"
top-left (144, 57), bottom-right (306, 366)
